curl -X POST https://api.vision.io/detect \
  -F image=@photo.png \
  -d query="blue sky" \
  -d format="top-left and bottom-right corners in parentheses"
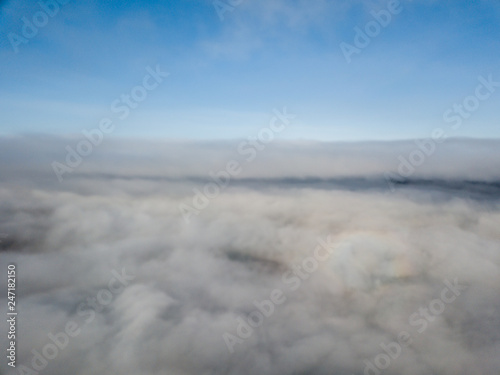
top-left (1, 0), bottom-right (499, 140)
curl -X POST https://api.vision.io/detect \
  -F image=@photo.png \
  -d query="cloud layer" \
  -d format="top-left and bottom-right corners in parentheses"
top-left (1, 136), bottom-right (500, 375)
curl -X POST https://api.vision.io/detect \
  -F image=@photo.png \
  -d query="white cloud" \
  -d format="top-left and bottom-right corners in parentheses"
top-left (1, 137), bottom-right (499, 375)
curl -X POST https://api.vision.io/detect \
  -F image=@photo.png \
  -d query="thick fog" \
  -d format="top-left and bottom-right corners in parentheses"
top-left (1, 136), bottom-right (499, 375)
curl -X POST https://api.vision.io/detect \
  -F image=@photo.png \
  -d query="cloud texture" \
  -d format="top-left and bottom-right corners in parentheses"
top-left (1, 136), bottom-right (500, 375)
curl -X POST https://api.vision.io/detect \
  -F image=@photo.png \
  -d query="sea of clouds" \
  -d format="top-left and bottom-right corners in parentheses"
top-left (1, 136), bottom-right (499, 375)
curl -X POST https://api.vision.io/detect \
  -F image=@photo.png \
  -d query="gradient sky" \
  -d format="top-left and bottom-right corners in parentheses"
top-left (1, 0), bottom-right (499, 140)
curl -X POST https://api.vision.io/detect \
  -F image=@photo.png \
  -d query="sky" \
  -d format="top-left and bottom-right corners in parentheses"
top-left (1, 3), bottom-right (500, 374)
top-left (1, 0), bottom-right (499, 140)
